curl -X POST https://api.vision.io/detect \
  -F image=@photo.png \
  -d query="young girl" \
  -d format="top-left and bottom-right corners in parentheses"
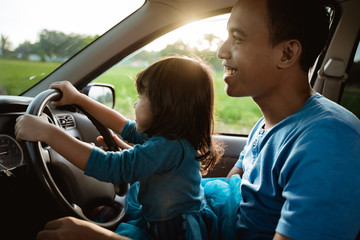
top-left (15, 56), bottom-right (223, 239)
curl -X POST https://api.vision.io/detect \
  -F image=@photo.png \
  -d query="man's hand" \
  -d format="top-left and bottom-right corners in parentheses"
top-left (36, 217), bottom-right (130, 240)
top-left (226, 166), bottom-right (244, 178)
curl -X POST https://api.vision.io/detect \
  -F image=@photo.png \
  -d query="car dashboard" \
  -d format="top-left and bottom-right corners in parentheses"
top-left (0, 96), bottom-right (80, 173)
top-left (0, 95), bottom-right (109, 239)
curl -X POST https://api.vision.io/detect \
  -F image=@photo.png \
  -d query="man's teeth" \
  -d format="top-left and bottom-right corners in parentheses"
top-left (225, 68), bottom-right (236, 76)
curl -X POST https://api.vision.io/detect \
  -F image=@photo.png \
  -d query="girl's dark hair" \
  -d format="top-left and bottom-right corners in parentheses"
top-left (266, 0), bottom-right (331, 72)
top-left (135, 56), bottom-right (223, 173)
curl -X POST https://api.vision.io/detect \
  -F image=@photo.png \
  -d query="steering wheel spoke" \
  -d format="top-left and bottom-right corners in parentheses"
top-left (41, 145), bottom-right (51, 163)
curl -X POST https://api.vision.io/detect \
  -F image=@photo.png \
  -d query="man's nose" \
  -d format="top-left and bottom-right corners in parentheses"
top-left (217, 39), bottom-right (230, 60)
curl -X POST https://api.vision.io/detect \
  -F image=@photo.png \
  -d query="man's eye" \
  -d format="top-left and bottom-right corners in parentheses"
top-left (232, 36), bottom-right (242, 44)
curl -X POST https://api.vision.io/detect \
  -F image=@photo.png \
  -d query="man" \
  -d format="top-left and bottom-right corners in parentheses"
top-left (35, 0), bottom-right (360, 239)
top-left (220, 0), bottom-right (360, 239)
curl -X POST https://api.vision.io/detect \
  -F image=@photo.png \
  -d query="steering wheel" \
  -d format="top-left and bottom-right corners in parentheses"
top-left (25, 88), bottom-right (125, 229)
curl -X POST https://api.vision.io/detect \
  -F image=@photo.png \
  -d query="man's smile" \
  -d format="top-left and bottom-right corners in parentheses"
top-left (224, 66), bottom-right (237, 76)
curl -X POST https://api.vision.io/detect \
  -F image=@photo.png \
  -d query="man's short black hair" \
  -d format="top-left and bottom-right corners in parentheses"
top-left (266, 0), bottom-right (331, 72)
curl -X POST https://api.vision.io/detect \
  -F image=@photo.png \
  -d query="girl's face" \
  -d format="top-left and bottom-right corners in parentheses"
top-left (133, 94), bottom-right (153, 133)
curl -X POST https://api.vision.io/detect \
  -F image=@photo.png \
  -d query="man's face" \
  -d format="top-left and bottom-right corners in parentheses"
top-left (217, 0), bottom-right (280, 98)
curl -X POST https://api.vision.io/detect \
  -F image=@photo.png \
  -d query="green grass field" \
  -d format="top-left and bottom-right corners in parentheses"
top-left (0, 59), bottom-right (262, 134)
top-left (0, 59), bottom-right (61, 95)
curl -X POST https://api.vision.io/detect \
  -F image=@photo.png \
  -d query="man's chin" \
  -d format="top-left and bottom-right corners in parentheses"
top-left (224, 86), bottom-right (243, 97)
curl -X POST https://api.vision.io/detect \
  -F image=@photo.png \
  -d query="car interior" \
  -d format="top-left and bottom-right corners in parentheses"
top-left (0, 0), bottom-right (359, 239)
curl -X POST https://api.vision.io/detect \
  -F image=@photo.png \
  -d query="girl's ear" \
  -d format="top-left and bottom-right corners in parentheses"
top-left (277, 40), bottom-right (302, 69)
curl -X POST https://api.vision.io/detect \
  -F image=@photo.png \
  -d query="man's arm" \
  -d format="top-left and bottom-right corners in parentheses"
top-left (273, 232), bottom-right (293, 240)
top-left (227, 166), bottom-right (244, 178)
top-left (36, 217), bottom-right (131, 240)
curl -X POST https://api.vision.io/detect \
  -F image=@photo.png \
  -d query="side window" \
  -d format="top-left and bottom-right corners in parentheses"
top-left (340, 39), bottom-right (360, 118)
top-left (93, 14), bottom-right (262, 136)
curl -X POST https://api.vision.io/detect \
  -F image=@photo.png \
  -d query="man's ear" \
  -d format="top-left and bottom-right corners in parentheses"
top-left (277, 40), bottom-right (302, 69)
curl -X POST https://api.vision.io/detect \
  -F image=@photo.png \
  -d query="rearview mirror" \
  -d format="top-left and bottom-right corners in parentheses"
top-left (82, 83), bottom-right (115, 109)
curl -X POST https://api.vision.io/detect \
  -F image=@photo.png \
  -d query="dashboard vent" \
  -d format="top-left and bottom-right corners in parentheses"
top-left (56, 114), bottom-right (75, 129)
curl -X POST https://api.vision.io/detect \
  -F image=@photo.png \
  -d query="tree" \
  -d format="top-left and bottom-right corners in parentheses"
top-left (37, 30), bottom-right (98, 61)
top-left (14, 41), bottom-right (34, 60)
top-left (203, 33), bottom-right (223, 51)
top-left (159, 40), bottom-right (192, 57)
top-left (0, 34), bottom-right (12, 57)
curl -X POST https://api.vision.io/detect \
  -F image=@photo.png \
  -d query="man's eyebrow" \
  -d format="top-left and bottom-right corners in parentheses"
top-left (228, 27), bottom-right (248, 38)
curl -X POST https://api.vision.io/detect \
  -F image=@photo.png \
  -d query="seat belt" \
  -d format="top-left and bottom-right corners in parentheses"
top-left (316, 58), bottom-right (348, 102)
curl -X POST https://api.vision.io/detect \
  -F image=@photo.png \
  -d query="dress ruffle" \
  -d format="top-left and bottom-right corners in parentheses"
top-left (115, 175), bottom-right (241, 239)
top-left (115, 182), bottom-right (220, 239)
top-left (202, 175), bottom-right (242, 240)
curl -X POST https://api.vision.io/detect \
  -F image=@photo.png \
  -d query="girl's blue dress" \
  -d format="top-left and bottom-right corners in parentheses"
top-left (115, 181), bottom-right (220, 240)
top-left (85, 121), bottom-right (242, 239)
top-left (115, 175), bottom-right (242, 240)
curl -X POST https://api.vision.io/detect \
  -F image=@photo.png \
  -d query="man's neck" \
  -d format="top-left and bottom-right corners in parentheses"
top-left (254, 85), bottom-right (315, 130)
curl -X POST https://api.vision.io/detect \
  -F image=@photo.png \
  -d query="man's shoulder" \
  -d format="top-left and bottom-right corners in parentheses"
top-left (269, 94), bottom-right (360, 150)
top-left (298, 94), bottom-right (360, 131)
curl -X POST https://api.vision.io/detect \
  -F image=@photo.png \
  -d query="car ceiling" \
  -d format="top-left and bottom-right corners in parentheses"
top-left (149, 0), bottom-right (237, 15)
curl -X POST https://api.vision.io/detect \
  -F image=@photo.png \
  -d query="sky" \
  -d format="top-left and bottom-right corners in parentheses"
top-left (0, 0), bottom-right (145, 49)
top-left (0, 0), bottom-right (228, 51)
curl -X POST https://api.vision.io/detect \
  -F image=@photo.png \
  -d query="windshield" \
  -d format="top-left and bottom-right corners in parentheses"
top-left (0, 0), bottom-right (145, 96)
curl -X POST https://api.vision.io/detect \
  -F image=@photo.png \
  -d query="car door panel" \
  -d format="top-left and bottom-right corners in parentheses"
top-left (205, 135), bottom-right (246, 178)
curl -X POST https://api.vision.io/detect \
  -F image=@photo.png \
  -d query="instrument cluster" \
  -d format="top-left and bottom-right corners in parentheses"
top-left (0, 134), bottom-right (24, 175)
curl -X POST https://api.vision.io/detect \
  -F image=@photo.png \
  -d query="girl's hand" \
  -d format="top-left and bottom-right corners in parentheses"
top-left (97, 135), bottom-right (133, 150)
top-left (15, 114), bottom-right (53, 142)
top-left (50, 81), bottom-right (83, 107)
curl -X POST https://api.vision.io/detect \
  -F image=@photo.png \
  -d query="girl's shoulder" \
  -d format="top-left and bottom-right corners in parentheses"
top-left (131, 136), bottom-right (198, 172)
top-left (147, 135), bottom-right (185, 146)
top-left (144, 136), bottom-right (196, 155)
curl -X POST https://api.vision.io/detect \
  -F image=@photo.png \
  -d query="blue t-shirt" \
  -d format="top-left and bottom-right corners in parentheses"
top-left (84, 121), bottom-right (206, 221)
top-left (235, 94), bottom-right (360, 240)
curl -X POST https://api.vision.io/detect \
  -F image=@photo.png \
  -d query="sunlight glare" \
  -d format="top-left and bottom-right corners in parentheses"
top-left (144, 14), bottom-right (229, 52)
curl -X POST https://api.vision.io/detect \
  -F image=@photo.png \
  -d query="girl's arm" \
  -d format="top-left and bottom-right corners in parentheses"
top-left (51, 81), bottom-right (128, 134)
top-left (15, 114), bottom-right (92, 170)
top-left (97, 135), bottom-right (133, 150)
